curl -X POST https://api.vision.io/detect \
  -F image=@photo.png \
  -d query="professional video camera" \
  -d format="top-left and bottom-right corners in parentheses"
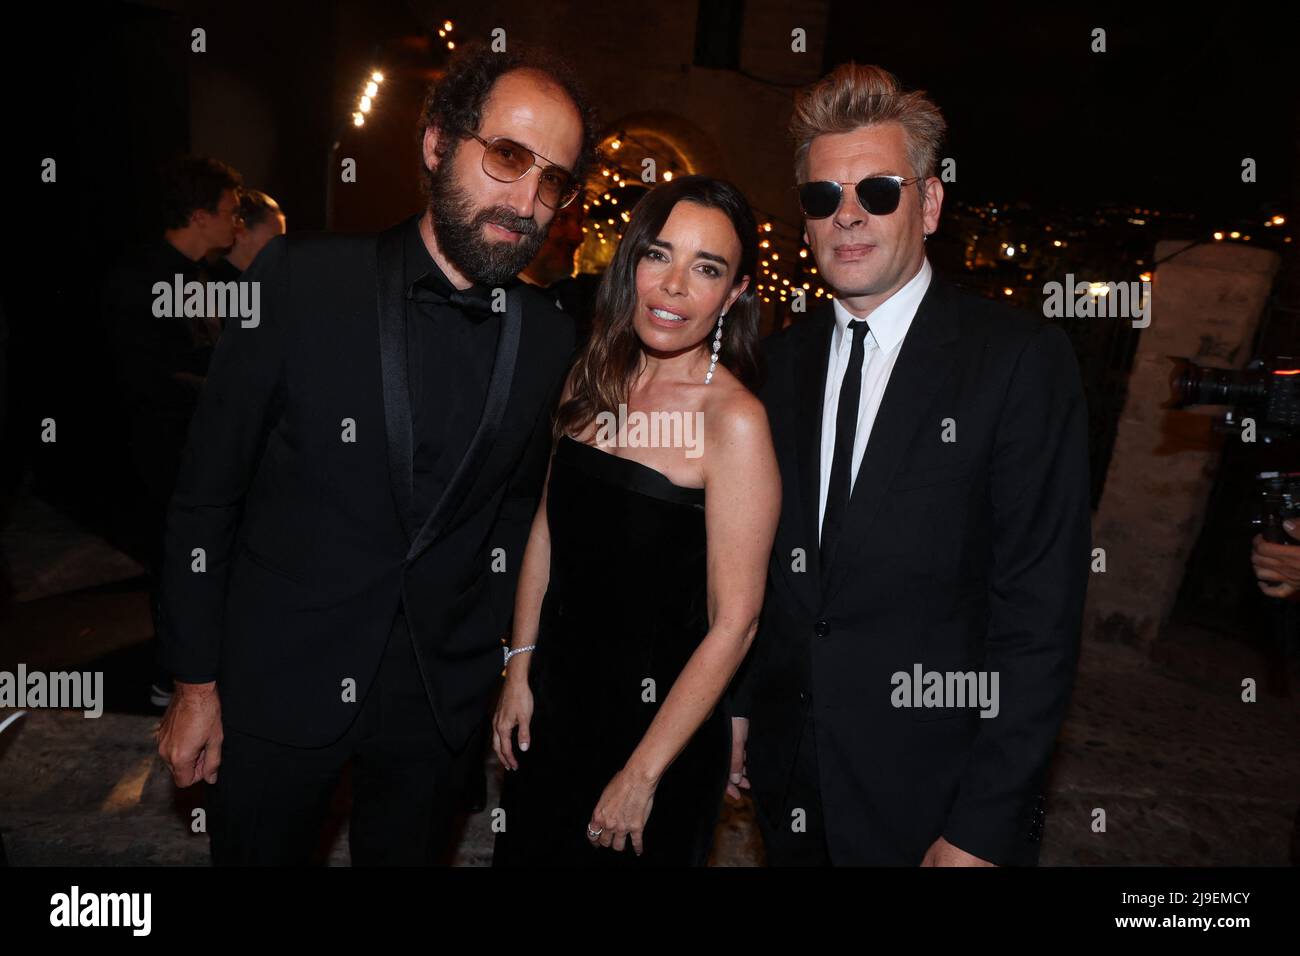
top-left (1167, 356), bottom-right (1300, 543)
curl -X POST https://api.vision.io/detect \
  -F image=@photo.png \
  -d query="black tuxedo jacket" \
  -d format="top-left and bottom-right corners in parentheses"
top-left (730, 274), bottom-right (1090, 865)
top-left (159, 219), bottom-right (575, 751)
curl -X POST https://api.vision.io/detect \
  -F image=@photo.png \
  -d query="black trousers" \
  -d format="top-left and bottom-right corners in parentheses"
top-left (207, 608), bottom-right (467, 865)
top-left (753, 702), bottom-right (833, 866)
top-left (134, 429), bottom-right (182, 689)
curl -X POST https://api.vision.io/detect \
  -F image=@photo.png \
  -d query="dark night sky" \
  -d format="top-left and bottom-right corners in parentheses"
top-left (823, 4), bottom-right (1296, 219)
top-left (2, 1), bottom-right (1294, 248)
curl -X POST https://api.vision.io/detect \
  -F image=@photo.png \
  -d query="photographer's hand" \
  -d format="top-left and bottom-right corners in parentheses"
top-left (1251, 521), bottom-right (1300, 599)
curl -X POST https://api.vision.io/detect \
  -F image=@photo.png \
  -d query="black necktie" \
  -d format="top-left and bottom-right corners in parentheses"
top-left (820, 318), bottom-right (870, 571)
top-left (408, 281), bottom-right (495, 319)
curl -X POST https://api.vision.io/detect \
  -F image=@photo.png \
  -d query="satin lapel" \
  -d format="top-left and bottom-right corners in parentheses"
top-left (821, 277), bottom-right (961, 602)
top-left (406, 285), bottom-right (523, 563)
top-left (792, 304), bottom-right (835, 605)
top-left (375, 222), bottom-right (416, 544)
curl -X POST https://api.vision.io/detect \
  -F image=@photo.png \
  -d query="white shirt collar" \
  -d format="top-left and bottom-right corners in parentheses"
top-left (830, 256), bottom-right (932, 353)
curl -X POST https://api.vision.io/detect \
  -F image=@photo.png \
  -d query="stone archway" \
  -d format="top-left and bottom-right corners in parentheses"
top-left (576, 112), bottom-right (725, 274)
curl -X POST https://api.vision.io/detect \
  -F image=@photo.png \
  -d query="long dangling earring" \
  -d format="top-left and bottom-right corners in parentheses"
top-left (705, 310), bottom-right (725, 384)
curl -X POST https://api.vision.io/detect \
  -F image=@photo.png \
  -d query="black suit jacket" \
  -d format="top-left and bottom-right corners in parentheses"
top-left (730, 274), bottom-right (1090, 865)
top-left (159, 219), bottom-right (575, 751)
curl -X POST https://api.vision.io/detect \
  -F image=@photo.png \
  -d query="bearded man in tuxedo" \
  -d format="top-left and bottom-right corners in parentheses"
top-left (157, 44), bottom-right (596, 865)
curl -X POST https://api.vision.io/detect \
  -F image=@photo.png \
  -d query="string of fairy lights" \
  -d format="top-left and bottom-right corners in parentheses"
top-left (350, 71), bottom-right (385, 127)
top-left (351, 19), bottom-right (455, 128)
top-left (435, 19), bottom-right (457, 50)
top-left (352, 16), bottom-right (460, 129)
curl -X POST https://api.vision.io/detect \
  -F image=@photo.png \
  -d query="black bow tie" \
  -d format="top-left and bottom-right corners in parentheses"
top-left (408, 280), bottom-right (496, 319)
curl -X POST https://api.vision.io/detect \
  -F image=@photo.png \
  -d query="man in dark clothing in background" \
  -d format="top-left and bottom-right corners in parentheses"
top-left (104, 154), bottom-right (243, 707)
top-left (206, 189), bottom-right (285, 285)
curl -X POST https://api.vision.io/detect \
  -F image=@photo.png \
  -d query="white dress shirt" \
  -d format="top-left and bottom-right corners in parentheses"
top-left (817, 257), bottom-right (932, 540)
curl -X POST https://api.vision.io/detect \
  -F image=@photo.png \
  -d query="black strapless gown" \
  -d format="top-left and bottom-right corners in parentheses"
top-left (492, 435), bottom-right (730, 866)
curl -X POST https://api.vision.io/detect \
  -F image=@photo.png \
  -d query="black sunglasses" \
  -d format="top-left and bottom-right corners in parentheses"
top-left (795, 175), bottom-right (923, 219)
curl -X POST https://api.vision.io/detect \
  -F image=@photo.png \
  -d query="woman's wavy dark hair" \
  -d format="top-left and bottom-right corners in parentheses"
top-left (416, 42), bottom-right (599, 197)
top-left (555, 175), bottom-right (761, 441)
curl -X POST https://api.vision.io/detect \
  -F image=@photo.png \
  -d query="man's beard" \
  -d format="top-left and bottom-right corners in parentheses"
top-left (427, 157), bottom-right (547, 287)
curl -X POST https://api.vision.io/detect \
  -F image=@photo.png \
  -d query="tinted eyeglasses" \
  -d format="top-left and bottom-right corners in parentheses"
top-left (462, 131), bottom-right (581, 210)
top-left (795, 175), bottom-right (922, 219)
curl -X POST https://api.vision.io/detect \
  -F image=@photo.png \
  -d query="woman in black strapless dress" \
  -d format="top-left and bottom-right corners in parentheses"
top-left (491, 176), bottom-right (780, 866)
top-left (493, 435), bottom-right (723, 865)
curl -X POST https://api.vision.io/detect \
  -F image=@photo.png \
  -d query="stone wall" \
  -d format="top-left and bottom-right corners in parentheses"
top-left (1088, 240), bottom-right (1281, 647)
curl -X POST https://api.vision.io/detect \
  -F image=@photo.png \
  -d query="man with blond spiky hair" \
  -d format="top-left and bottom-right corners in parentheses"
top-left (726, 63), bottom-right (1091, 867)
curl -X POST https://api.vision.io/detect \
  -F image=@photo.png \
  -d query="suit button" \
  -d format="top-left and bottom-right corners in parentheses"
top-left (814, 620), bottom-right (830, 638)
